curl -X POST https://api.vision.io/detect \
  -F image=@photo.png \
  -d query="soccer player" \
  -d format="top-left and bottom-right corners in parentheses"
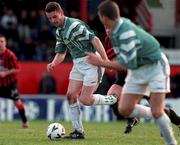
top-left (45, 2), bottom-right (117, 139)
top-left (105, 32), bottom-right (139, 134)
top-left (87, 1), bottom-right (177, 144)
top-left (105, 33), bottom-right (180, 134)
top-left (0, 34), bottom-right (29, 128)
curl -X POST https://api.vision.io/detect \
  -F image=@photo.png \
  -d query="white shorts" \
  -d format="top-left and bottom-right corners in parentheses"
top-left (122, 53), bottom-right (170, 96)
top-left (69, 56), bottom-right (105, 86)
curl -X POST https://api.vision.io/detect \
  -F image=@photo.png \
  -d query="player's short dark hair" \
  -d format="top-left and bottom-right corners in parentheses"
top-left (98, 0), bottom-right (120, 20)
top-left (45, 2), bottom-right (62, 13)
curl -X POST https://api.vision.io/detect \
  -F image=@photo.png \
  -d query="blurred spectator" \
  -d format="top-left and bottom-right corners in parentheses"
top-left (1, 8), bottom-right (19, 41)
top-left (18, 9), bottom-right (30, 40)
top-left (20, 38), bottom-right (36, 60)
top-left (28, 10), bottom-right (38, 39)
top-left (35, 42), bottom-right (52, 61)
top-left (39, 70), bottom-right (57, 94)
top-left (38, 24), bottom-right (55, 42)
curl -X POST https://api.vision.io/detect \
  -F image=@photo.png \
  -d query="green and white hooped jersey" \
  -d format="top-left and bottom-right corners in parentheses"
top-left (55, 17), bottom-right (96, 59)
top-left (110, 18), bottom-right (162, 69)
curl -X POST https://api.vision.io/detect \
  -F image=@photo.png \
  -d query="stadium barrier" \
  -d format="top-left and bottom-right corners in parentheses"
top-left (17, 62), bottom-right (180, 98)
top-left (0, 95), bottom-right (180, 122)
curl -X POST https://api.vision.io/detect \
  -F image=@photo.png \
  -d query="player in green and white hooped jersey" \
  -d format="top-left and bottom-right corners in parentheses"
top-left (87, 1), bottom-right (177, 145)
top-left (45, 2), bottom-right (117, 139)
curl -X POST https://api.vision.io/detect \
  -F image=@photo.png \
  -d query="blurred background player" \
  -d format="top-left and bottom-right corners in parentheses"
top-left (105, 31), bottom-right (180, 134)
top-left (45, 2), bottom-right (117, 139)
top-left (87, 0), bottom-right (177, 144)
top-left (104, 30), bottom-right (139, 134)
top-left (0, 33), bottom-right (29, 128)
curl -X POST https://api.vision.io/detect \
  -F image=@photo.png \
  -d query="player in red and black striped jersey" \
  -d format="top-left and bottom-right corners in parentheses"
top-left (104, 31), bottom-right (180, 133)
top-left (0, 34), bottom-right (29, 128)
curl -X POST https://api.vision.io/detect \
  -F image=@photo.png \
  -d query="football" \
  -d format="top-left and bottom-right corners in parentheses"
top-left (46, 123), bottom-right (65, 140)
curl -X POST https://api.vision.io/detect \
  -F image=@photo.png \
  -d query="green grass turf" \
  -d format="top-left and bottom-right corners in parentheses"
top-left (0, 120), bottom-right (179, 145)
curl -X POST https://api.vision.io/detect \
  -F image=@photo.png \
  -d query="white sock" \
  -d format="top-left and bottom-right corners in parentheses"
top-left (69, 102), bottom-right (84, 133)
top-left (130, 106), bottom-right (177, 145)
top-left (155, 113), bottom-right (177, 145)
top-left (129, 104), bottom-right (153, 118)
top-left (93, 94), bottom-right (117, 105)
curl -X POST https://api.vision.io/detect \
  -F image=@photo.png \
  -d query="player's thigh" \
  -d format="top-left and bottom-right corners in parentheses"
top-left (149, 93), bottom-right (166, 118)
top-left (107, 84), bottom-right (122, 100)
top-left (79, 84), bottom-right (99, 101)
top-left (0, 83), bottom-right (19, 100)
top-left (119, 94), bottom-right (141, 116)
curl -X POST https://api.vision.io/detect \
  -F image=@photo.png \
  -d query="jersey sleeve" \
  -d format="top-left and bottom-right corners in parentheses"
top-left (115, 30), bottom-right (142, 69)
top-left (55, 30), bottom-right (67, 54)
top-left (9, 51), bottom-right (20, 69)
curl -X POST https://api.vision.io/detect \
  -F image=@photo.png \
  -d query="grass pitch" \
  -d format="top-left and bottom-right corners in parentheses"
top-left (0, 120), bottom-right (179, 145)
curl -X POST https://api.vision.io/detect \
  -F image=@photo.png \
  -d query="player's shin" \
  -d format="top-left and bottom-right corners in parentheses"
top-left (155, 113), bottom-right (177, 145)
top-left (68, 102), bottom-right (84, 133)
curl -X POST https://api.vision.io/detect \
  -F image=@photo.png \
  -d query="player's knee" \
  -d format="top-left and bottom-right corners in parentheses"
top-left (151, 110), bottom-right (162, 119)
top-left (66, 92), bottom-right (77, 104)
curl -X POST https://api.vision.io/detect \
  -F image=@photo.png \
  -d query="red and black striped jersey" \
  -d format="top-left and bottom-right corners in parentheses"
top-left (105, 34), bottom-right (116, 60)
top-left (0, 48), bottom-right (20, 87)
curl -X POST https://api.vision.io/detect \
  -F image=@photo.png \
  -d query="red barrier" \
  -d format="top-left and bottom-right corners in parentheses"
top-left (17, 62), bottom-right (180, 95)
top-left (18, 62), bottom-right (72, 95)
top-left (170, 65), bottom-right (180, 76)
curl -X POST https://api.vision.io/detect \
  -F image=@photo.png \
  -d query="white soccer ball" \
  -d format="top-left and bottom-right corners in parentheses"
top-left (46, 123), bottom-right (65, 140)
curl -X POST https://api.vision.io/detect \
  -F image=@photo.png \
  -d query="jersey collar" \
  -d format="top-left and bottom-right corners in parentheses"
top-left (58, 16), bottom-right (67, 31)
top-left (112, 18), bottom-right (123, 34)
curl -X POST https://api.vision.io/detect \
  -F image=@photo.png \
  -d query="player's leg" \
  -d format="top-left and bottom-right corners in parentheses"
top-left (66, 79), bottom-right (84, 139)
top-left (7, 83), bottom-right (29, 128)
top-left (107, 84), bottom-right (139, 134)
top-left (164, 107), bottom-right (180, 128)
top-left (79, 84), bottom-right (117, 106)
top-left (149, 53), bottom-right (177, 145)
top-left (78, 61), bottom-right (117, 106)
top-left (118, 94), bottom-right (152, 118)
top-left (14, 99), bottom-right (29, 128)
top-left (149, 93), bottom-right (177, 145)
top-left (146, 96), bottom-right (180, 129)
top-left (107, 84), bottom-right (123, 117)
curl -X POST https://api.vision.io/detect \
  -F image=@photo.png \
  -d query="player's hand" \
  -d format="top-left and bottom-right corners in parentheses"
top-left (47, 63), bottom-right (55, 72)
top-left (0, 72), bottom-right (7, 78)
top-left (86, 52), bottom-right (102, 66)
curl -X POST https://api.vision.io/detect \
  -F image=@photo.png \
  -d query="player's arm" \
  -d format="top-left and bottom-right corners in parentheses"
top-left (47, 31), bottom-right (67, 72)
top-left (0, 53), bottom-right (20, 78)
top-left (91, 36), bottom-right (108, 60)
top-left (47, 52), bottom-right (66, 72)
top-left (0, 69), bottom-right (20, 78)
top-left (86, 52), bottom-right (125, 72)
